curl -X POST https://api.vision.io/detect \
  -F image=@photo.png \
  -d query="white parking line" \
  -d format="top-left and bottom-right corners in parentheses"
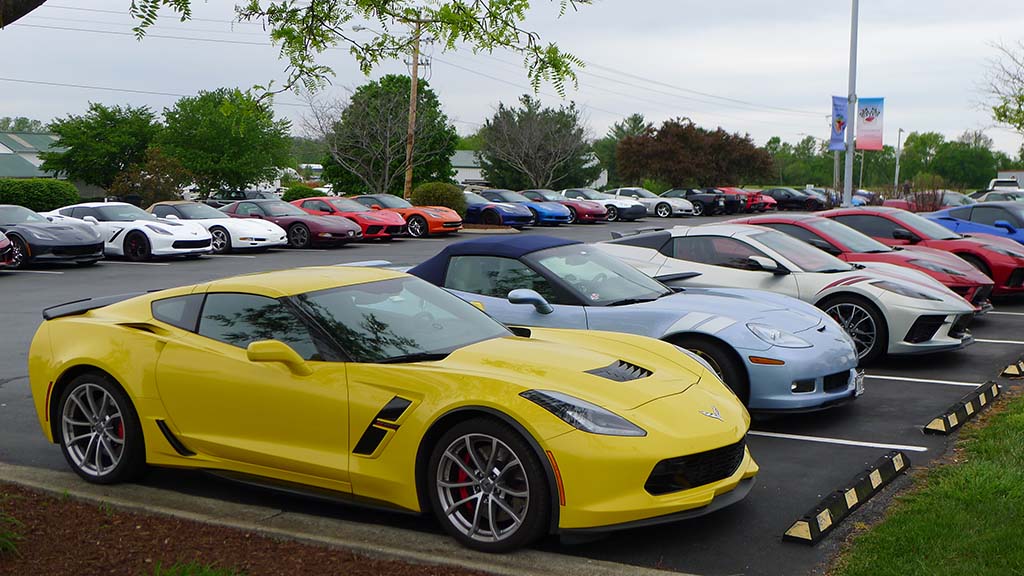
top-left (748, 430), bottom-right (929, 453)
top-left (989, 311), bottom-right (1024, 317)
top-left (103, 261), bottom-right (170, 266)
top-left (0, 269), bottom-right (64, 275)
top-left (975, 338), bottom-right (1024, 345)
top-left (288, 249), bottom-right (328, 252)
top-left (209, 254), bottom-right (257, 259)
top-left (865, 374), bottom-right (981, 387)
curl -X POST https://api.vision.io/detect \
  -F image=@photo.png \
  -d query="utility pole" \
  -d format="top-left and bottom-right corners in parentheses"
top-left (893, 127), bottom-right (905, 195)
top-left (843, 0), bottom-right (859, 207)
top-left (402, 20), bottom-right (424, 200)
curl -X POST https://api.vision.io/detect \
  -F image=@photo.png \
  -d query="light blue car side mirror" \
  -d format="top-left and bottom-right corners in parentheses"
top-left (507, 289), bottom-right (553, 315)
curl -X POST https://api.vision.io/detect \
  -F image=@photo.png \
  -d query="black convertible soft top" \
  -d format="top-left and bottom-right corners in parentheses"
top-left (42, 291), bottom-right (156, 321)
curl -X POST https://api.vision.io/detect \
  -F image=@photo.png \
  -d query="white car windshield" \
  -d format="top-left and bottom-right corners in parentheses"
top-left (626, 188), bottom-right (659, 199)
top-left (569, 189), bottom-right (612, 200)
top-left (95, 205), bottom-right (157, 222)
top-left (526, 244), bottom-right (672, 306)
top-left (176, 203), bottom-right (229, 219)
top-left (750, 230), bottom-right (854, 273)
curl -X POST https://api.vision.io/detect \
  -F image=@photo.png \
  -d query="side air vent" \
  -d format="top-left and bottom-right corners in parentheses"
top-left (586, 360), bottom-right (653, 382)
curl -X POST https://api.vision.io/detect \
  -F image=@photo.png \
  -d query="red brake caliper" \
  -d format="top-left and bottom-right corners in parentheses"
top-left (116, 420), bottom-right (124, 439)
top-left (458, 452), bottom-right (474, 512)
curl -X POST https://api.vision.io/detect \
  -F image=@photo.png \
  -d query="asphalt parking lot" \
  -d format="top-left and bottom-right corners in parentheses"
top-left (1, 215), bottom-right (1022, 576)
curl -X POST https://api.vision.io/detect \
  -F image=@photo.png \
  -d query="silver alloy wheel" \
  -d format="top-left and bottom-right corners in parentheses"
top-left (408, 216), bottom-right (426, 238)
top-left (288, 225), bottom-right (310, 247)
top-left (61, 383), bottom-right (125, 478)
top-left (692, 202), bottom-right (704, 216)
top-left (825, 302), bottom-right (877, 359)
top-left (436, 433), bottom-right (529, 543)
top-left (9, 236), bottom-right (26, 268)
top-left (605, 205), bottom-right (619, 222)
top-left (656, 203), bottom-right (671, 218)
top-left (566, 207), bottom-right (576, 224)
top-left (210, 228), bottom-right (230, 253)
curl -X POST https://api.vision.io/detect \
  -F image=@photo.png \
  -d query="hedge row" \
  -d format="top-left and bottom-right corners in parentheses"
top-left (411, 182), bottom-right (466, 215)
top-left (281, 183), bottom-right (320, 203)
top-left (0, 179), bottom-right (80, 212)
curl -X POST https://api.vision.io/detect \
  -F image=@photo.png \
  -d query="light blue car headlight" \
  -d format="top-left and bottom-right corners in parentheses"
top-left (747, 323), bottom-right (812, 348)
top-left (872, 280), bottom-right (941, 301)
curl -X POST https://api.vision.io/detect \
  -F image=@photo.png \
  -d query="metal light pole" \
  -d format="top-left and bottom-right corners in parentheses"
top-left (893, 127), bottom-right (905, 195)
top-left (843, 0), bottom-right (859, 207)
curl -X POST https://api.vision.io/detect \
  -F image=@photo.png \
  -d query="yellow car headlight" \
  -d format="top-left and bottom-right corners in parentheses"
top-left (521, 390), bottom-right (646, 437)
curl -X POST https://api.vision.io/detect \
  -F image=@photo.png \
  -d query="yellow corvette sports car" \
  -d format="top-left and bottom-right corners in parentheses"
top-left (28, 266), bottom-right (758, 551)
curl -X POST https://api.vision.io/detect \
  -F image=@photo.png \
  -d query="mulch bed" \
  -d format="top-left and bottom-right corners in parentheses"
top-left (0, 483), bottom-right (489, 576)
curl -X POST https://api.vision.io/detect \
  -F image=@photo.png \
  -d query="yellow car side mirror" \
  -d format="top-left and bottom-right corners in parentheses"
top-left (470, 301), bottom-right (486, 312)
top-left (246, 340), bottom-right (312, 376)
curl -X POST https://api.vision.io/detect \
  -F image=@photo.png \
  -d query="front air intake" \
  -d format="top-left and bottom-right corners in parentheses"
top-left (585, 360), bottom-right (653, 382)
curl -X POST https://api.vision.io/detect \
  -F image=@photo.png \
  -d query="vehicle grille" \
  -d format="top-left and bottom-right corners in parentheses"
top-left (366, 226), bottom-right (383, 235)
top-left (949, 314), bottom-right (973, 339)
top-left (52, 243), bottom-right (103, 257)
top-left (904, 315), bottom-right (945, 344)
top-left (645, 439), bottom-right (746, 495)
top-left (443, 221), bottom-right (462, 228)
top-left (823, 370), bottom-right (851, 392)
top-left (171, 239), bottom-right (211, 249)
top-left (585, 360), bottom-right (653, 382)
top-left (1008, 268), bottom-right (1024, 288)
top-left (385, 225), bottom-right (405, 235)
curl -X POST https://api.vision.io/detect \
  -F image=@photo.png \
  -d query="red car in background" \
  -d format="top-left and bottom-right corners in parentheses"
top-left (220, 199), bottom-right (363, 248)
top-left (882, 190), bottom-right (975, 212)
top-left (291, 196), bottom-right (407, 240)
top-left (520, 189), bottom-right (607, 223)
top-left (747, 189), bottom-right (777, 211)
top-left (821, 207), bottom-right (1024, 296)
top-left (732, 213), bottom-right (995, 311)
top-left (0, 231), bottom-right (12, 268)
top-left (718, 187), bottom-right (767, 212)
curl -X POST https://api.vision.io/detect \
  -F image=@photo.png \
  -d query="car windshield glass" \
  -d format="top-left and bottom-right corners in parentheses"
top-left (890, 211), bottom-right (960, 240)
top-left (943, 192), bottom-right (975, 206)
top-left (750, 230), bottom-right (853, 273)
top-left (464, 192), bottom-right (489, 205)
top-left (328, 198), bottom-right (370, 212)
top-left (0, 205), bottom-right (46, 224)
top-left (809, 218), bottom-right (891, 253)
top-left (527, 244), bottom-right (672, 306)
top-left (295, 276), bottom-right (510, 363)
top-left (374, 195), bottom-right (412, 209)
top-left (571, 189), bottom-right (610, 200)
top-left (95, 205), bottom-right (156, 221)
top-left (629, 188), bottom-right (658, 198)
top-left (530, 191), bottom-right (561, 201)
top-left (175, 203), bottom-right (228, 219)
top-left (263, 202), bottom-right (307, 217)
top-left (493, 191), bottom-right (530, 202)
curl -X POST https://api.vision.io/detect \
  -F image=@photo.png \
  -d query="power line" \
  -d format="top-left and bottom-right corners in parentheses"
top-left (40, 3), bottom-right (265, 26)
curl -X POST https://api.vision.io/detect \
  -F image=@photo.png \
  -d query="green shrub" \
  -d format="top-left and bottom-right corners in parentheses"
top-left (412, 182), bottom-right (466, 216)
top-left (0, 179), bottom-right (80, 212)
top-left (0, 505), bottom-right (20, 556)
top-left (281, 183), bottom-right (319, 203)
top-left (152, 562), bottom-right (244, 576)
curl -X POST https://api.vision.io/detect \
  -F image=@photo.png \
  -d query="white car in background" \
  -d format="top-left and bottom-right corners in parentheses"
top-left (607, 187), bottom-right (695, 218)
top-left (598, 223), bottom-right (976, 362)
top-left (561, 188), bottom-right (648, 222)
top-left (48, 202), bottom-right (212, 262)
top-left (147, 201), bottom-right (287, 253)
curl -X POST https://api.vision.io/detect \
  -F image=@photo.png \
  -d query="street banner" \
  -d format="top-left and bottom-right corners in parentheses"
top-left (856, 97), bottom-right (884, 150)
top-left (830, 96), bottom-right (848, 151)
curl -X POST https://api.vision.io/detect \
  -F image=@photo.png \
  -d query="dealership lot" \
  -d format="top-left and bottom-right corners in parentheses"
top-left (1, 217), bottom-right (1022, 576)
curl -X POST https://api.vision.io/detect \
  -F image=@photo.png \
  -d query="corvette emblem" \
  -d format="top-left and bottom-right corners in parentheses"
top-left (699, 406), bottom-right (723, 421)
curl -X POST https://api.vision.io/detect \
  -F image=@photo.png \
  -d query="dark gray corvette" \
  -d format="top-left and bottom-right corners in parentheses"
top-left (0, 205), bottom-right (104, 268)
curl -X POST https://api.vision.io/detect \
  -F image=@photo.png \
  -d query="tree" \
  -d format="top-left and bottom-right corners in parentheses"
top-left (40, 103), bottom-right (161, 189)
top-left (2, 1), bottom-right (589, 94)
top-left (987, 41), bottom-right (1024, 134)
top-left (477, 95), bottom-right (599, 190)
top-left (931, 141), bottom-right (997, 190)
top-left (958, 129), bottom-right (994, 150)
top-left (897, 131), bottom-right (945, 183)
top-left (457, 132), bottom-right (485, 151)
top-left (109, 148), bottom-right (194, 206)
top-left (593, 113), bottom-right (652, 187)
top-left (308, 75), bottom-right (457, 196)
top-left (290, 136), bottom-right (326, 165)
top-left (158, 88), bottom-right (292, 194)
top-left (0, 116), bottom-right (45, 132)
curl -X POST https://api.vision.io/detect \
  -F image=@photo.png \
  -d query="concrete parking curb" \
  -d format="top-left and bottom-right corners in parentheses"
top-left (923, 381), bottom-right (1001, 435)
top-left (0, 463), bottom-right (691, 576)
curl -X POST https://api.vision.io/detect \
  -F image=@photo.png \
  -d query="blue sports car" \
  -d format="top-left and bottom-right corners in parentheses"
top-left (926, 202), bottom-right (1024, 245)
top-left (409, 236), bottom-right (862, 412)
top-left (462, 191), bottom-right (534, 228)
top-left (480, 189), bottom-right (572, 225)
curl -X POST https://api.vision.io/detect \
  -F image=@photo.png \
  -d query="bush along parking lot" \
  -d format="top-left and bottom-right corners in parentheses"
top-left (834, 389), bottom-right (1024, 576)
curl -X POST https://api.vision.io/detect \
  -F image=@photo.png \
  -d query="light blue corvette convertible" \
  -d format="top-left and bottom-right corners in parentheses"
top-left (409, 235), bottom-right (862, 412)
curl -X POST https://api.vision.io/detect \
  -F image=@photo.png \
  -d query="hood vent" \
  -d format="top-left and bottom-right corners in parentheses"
top-left (586, 360), bottom-right (653, 382)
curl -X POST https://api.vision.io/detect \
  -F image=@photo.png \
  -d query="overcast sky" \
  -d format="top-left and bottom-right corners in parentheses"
top-left (2, 0), bottom-right (1023, 155)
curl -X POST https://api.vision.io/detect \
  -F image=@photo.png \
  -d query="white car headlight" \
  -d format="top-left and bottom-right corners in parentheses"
top-left (29, 229), bottom-right (58, 240)
top-left (145, 224), bottom-right (172, 235)
top-left (872, 280), bottom-right (941, 301)
top-left (747, 322), bottom-right (812, 348)
top-left (520, 390), bottom-right (646, 437)
top-left (908, 259), bottom-right (965, 277)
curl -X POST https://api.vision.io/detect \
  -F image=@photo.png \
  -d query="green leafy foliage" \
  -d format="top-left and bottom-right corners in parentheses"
top-left (478, 95), bottom-right (599, 190)
top-left (0, 116), bottom-right (45, 132)
top-left (281, 183), bottom-right (319, 202)
top-left (0, 179), bottom-right (80, 211)
top-left (109, 147), bottom-right (193, 207)
top-left (931, 142), bottom-right (997, 189)
top-left (290, 136), bottom-right (326, 165)
top-left (151, 562), bottom-right (244, 576)
top-left (157, 88), bottom-right (291, 196)
top-left (456, 132), bottom-right (484, 151)
top-left (411, 181), bottom-right (465, 215)
top-left (41, 103), bottom-right (161, 189)
top-left (0, 505), bottom-right (21, 556)
top-left (988, 41), bottom-right (1024, 135)
top-left (593, 113), bottom-right (653, 187)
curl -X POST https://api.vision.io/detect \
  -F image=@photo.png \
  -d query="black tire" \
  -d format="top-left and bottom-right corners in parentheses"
top-left (958, 254), bottom-right (992, 279)
top-left (123, 232), bottom-right (151, 262)
top-left (288, 223), bottom-right (312, 248)
top-left (566, 207), bottom-right (577, 224)
top-left (427, 417), bottom-right (550, 552)
top-left (210, 226), bottom-right (232, 254)
top-left (669, 336), bottom-right (749, 405)
top-left (691, 202), bottom-right (705, 217)
top-left (655, 202), bottom-right (672, 218)
top-left (528, 208), bottom-right (540, 226)
top-left (805, 199), bottom-right (817, 212)
top-left (56, 371), bottom-right (146, 484)
top-left (481, 210), bottom-right (501, 226)
top-left (605, 205), bottom-right (619, 222)
top-left (407, 215), bottom-right (429, 238)
top-left (818, 294), bottom-right (888, 363)
top-left (8, 235), bottom-right (29, 269)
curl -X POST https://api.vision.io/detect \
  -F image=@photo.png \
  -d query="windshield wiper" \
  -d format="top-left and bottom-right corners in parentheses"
top-left (819, 268), bottom-right (854, 273)
top-left (605, 297), bottom-right (660, 306)
top-left (379, 351), bottom-right (451, 364)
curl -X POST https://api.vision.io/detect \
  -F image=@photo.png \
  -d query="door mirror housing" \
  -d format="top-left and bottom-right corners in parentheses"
top-left (807, 238), bottom-right (843, 256)
top-left (507, 288), bottom-right (554, 314)
top-left (994, 219), bottom-right (1018, 233)
top-left (371, 204), bottom-right (383, 210)
top-left (82, 216), bottom-right (99, 225)
top-left (246, 340), bottom-right (312, 376)
top-left (892, 227), bottom-right (918, 243)
top-left (748, 255), bottom-right (790, 275)
top-left (164, 214), bottom-right (179, 220)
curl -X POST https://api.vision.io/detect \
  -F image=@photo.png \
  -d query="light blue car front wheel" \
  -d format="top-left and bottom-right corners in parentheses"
top-left (668, 335), bottom-right (749, 405)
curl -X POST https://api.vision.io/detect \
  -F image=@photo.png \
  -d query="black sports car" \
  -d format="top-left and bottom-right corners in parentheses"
top-left (760, 187), bottom-right (825, 211)
top-left (0, 204), bottom-right (104, 268)
top-left (204, 190), bottom-right (280, 208)
top-left (661, 188), bottom-right (734, 215)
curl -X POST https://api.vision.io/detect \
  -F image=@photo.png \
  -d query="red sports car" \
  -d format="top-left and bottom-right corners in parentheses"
top-left (0, 231), bottom-right (12, 268)
top-left (220, 199), bottom-right (363, 248)
top-left (719, 187), bottom-right (766, 212)
top-left (732, 213), bottom-right (995, 311)
top-left (291, 196), bottom-right (407, 240)
top-left (821, 207), bottom-right (1024, 296)
top-left (747, 190), bottom-right (777, 211)
top-left (520, 189), bottom-right (607, 223)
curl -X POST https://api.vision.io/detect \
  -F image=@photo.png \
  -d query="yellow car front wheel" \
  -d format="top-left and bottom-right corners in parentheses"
top-left (427, 418), bottom-right (550, 552)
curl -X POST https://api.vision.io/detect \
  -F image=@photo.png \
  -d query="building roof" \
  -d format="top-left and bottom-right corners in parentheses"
top-left (0, 155), bottom-right (48, 178)
top-left (0, 132), bottom-right (60, 154)
top-left (451, 150), bottom-right (479, 168)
